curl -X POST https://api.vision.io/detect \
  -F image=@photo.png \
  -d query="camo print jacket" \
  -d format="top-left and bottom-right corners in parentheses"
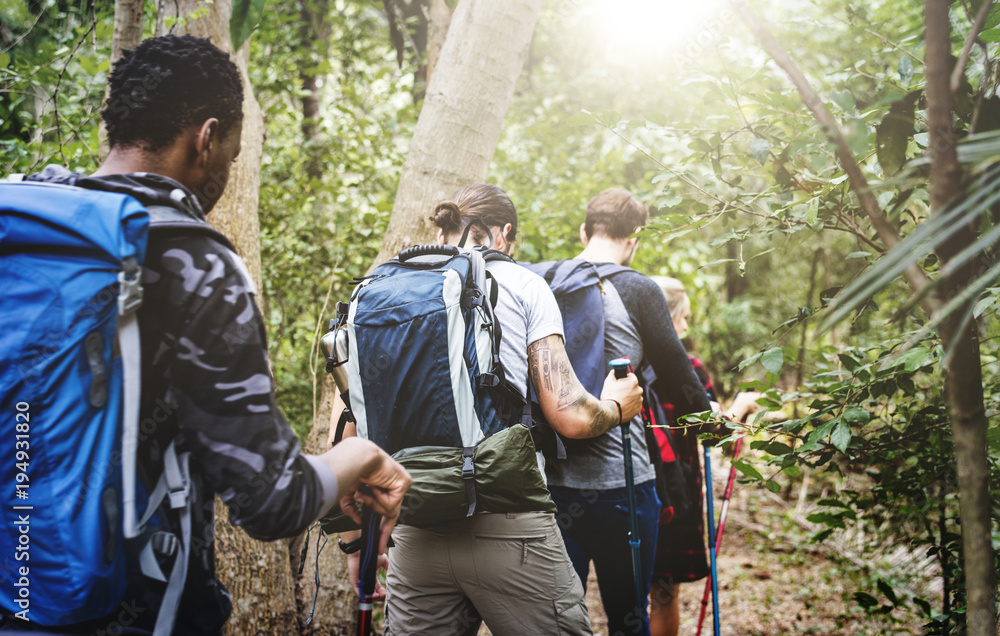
top-left (26, 167), bottom-right (338, 635)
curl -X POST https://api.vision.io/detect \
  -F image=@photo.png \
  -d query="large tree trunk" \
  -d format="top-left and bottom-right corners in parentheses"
top-left (297, 375), bottom-right (357, 635)
top-left (924, 3), bottom-right (997, 634)
top-left (371, 0), bottom-right (544, 266)
top-left (304, 1), bottom-right (544, 630)
top-left (154, 2), bottom-right (291, 634)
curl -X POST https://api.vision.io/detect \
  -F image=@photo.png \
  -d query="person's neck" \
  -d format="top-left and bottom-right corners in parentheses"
top-left (91, 146), bottom-right (182, 183)
top-left (576, 235), bottom-right (629, 266)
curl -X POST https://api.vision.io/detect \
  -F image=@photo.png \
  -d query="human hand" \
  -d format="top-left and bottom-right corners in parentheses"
top-left (338, 446), bottom-right (411, 552)
top-left (726, 391), bottom-right (764, 423)
top-left (600, 369), bottom-right (643, 424)
top-left (345, 551), bottom-right (389, 600)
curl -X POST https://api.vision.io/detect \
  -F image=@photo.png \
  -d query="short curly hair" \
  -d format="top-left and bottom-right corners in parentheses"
top-left (102, 35), bottom-right (243, 151)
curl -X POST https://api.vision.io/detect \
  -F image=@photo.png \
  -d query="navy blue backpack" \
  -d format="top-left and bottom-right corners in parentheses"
top-left (0, 180), bottom-right (228, 634)
top-left (523, 259), bottom-right (690, 512)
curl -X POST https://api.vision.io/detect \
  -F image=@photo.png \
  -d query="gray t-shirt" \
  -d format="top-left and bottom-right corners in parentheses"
top-left (544, 279), bottom-right (656, 490)
top-left (488, 260), bottom-right (564, 399)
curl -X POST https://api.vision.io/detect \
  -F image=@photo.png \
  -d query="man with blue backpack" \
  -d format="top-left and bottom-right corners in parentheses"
top-left (0, 35), bottom-right (410, 635)
top-left (526, 188), bottom-right (714, 636)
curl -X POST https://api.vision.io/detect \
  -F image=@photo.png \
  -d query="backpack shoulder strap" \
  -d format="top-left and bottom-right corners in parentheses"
top-left (146, 205), bottom-right (236, 252)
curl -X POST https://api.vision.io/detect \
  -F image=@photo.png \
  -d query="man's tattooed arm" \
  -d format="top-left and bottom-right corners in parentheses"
top-left (528, 335), bottom-right (622, 439)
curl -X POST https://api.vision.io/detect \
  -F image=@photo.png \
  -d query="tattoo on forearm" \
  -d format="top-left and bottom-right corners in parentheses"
top-left (529, 337), bottom-right (620, 437)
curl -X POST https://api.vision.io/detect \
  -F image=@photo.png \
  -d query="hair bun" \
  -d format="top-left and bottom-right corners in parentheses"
top-left (432, 200), bottom-right (463, 232)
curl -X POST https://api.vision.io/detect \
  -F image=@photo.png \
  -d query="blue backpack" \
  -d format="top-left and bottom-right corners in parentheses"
top-left (321, 237), bottom-right (556, 528)
top-left (0, 180), bottom-right (229, 634)
top-left (522, 259), bottom-right (631, 398)
top-left (523, 259), bottom-right (690, 510)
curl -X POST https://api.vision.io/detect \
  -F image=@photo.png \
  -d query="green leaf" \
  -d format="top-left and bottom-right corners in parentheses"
top-left (854, 592), bottom-right (879, 610)
top-left (832, 89), bottom-right (855, 112)
top-left (980, 27), bottom-right (1000, 43)
top-left (894, 346), bottom-right (932, 372)
top-left (0, 52), bottom-right (9, 70)
top-left (750, 138), bottom-right (770, 165)
top-left (731, 459), bottom-right (763, 481)
top-left (689, 138), bottom-right (713, 153)
top-left (876, 92), bottom-right (919, 175)
top-left (986, 426), bottom-right (1000, 451)
top-left (877, 579), bottom-right (900, 606)
top-left (983, 4), bottom-right (1000, 31)
top-left (973, 294), bottom-right (997, 318)
top-left (817, 498), bottom-right (850, 509)
top-left (231, 0), bottom-right (267, 51)
top-left (738, 352), bottom-right (763, 371)
top-left (843, 406), bottom-right (870, 423)
top-left (898, 56), bottom-right (914, 83)
top-left (831, 420), bottom-right (852, 453)
top-left (764, 480), bottom-right (781, 493)
top-left (761, 347), bottom-right (783, 375)
top-left (805, 199), bottom-right (819, 226)
top-left (563, 113), bottom-right (598, 127)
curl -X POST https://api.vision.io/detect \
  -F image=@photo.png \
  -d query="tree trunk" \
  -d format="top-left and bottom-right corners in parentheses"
top-left (154, 2), bottom-right (291, 634)
top-left (110, 0), bottom-right (144, 64)
top-left (424, 0), bottom-right (451, 89)
top-left (733, 2), bottom-right (996, 631)
top-left (303, 1), bottom-right (545, 629)
top-left (371, 0), bottom-right (544, 266)
top-left (924, 2), bottom-right (997, 634)
top-left (101, 0), bottom-right (144, 156)
top-left (297, 375), bottom-right (357, 635)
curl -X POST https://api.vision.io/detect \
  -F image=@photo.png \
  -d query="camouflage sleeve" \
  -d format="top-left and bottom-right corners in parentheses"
top-left (149, 236), bottom-right (338, 541)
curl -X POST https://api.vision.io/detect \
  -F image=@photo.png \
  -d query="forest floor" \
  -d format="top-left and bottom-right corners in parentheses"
top-left (475, 450), bottom-right (938, 636)
top-left (577, 448), bottom-right (935, 636)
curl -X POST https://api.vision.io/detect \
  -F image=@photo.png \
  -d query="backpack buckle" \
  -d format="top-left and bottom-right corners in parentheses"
top-left (118, 257), bottom-right (144, 316)
top-left (478, 373), bottom-right (499, 388)
top-left (461, 447), bottom-right (475, 480)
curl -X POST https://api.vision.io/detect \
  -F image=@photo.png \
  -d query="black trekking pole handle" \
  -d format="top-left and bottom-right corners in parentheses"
top-left (608, 357), bottom-right (644, 613)
top-left (356, 486), bottom-right (381, 636)
top-left (398, 244), bottom-right (459, 261)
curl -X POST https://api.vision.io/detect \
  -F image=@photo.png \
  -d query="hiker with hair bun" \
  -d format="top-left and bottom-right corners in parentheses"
top-left (331, 183), bottom-right (644, 636)
top-left (647, 276), bottom-right (761, 636)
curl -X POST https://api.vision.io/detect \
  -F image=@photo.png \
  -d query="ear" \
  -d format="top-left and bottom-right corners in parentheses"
top-left (194, 118), bottom-right (220, 167)
top-left (579, 222), bottom-right (589, 246)
top-left (495, 222), bottom-right (513, 251)
top-left (436, 228), bottom-right (446, 246)
top-left (626, 236), bottom-right (639, 252)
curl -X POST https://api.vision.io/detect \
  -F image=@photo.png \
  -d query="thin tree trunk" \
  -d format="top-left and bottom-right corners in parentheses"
top-left (155, 2), bottom-right (290, 634)
top-left (371, 0), bottom-right (544, 266)
top-left (101, 0), bottom-right (144, 156)
top-left (733, 1), bottom-right (995, 632)
top-left (110, 0), bottom-right (143, 65)
top-left (925, 3), bottom-right (996, 634)
top-left (425, 0), bottom-right (451, 89)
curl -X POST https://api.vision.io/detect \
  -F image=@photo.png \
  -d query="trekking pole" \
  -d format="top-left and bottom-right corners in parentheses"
top-left (703, 440), bottom-right (722, 636)
top-left (609, 357), bottom-right (644, 615)
top-left (356, 490), bottom-right (381, 636)
top-left (696, 433), bottom-right (745, 636)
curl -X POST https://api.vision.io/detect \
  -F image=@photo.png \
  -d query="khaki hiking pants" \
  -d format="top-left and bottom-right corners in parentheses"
top-left (384, 511), bottom-right (592, 636)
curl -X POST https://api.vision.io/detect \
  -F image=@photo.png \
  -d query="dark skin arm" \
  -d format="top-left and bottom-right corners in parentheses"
top-left (528, 334), bottom-right (643, 439)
